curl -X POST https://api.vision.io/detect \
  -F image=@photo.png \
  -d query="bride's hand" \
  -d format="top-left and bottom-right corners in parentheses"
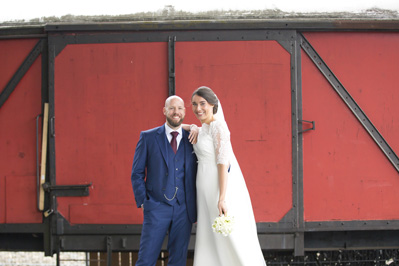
top-left (218, 200), bottom-right (228, 217)
top-left (188, 124), bottom-right (199, 144)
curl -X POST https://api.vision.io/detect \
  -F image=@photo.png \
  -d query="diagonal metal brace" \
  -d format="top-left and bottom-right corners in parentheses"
top-left (0, 39), bottom-right (44, 109)
top-left (299, 33), bottom-right (399, 173)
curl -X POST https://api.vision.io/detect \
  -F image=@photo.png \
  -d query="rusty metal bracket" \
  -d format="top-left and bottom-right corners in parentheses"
top-left (298, 119), bottom-right (315, 133)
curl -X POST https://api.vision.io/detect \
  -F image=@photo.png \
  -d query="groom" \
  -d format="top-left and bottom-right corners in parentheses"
top-left (131, 95), bottom-right (197, 266)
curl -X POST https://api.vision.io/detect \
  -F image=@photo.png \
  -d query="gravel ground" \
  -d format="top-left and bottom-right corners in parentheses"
top-left (0, 252), bottom-right (86, 266)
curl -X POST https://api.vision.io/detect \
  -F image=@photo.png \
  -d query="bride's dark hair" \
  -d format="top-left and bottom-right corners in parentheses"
top-left (191, 86), bottom-right (219, 114)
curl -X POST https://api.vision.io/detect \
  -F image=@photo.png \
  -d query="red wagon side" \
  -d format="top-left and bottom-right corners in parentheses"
top-left (1, 20), bottom-right (399, 264)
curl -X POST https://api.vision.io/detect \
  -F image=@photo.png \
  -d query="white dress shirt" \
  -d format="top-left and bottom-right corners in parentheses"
top-left (165, 124), bottom-right (183, 150)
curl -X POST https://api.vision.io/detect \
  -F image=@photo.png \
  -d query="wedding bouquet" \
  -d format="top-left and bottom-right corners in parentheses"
top-left (212, 215), bottom-right (235, 236)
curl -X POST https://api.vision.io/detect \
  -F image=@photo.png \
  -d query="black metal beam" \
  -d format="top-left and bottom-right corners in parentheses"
top-left (0, 233), bottom-right (43, 251)
top-left (8, 230), bottom-right (396, 253)
top-left (0, 26), bottom-right (46, 39)
top-left (48, 30), bottom-right (296, 57)
top-left (45, 37), bottom-right (57, 257)
top-left (0, 223), bottom-right (45, 233)
top-left (43, 20), bottom-right (399, 33)
top-left (3, 217), bottom-right (399, 252)
top-left (168, 35), bottom-right (176, 96)
top-left (305, 230), bottom-right (399, 250)
top-left (306, 220), bottom-right (399, 231)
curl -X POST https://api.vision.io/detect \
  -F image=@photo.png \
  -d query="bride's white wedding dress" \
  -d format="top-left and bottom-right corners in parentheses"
top-left (193, 119), bottom-right (266, 266)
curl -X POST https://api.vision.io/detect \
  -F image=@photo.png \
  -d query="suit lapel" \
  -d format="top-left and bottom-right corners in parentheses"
top-left (156, 125), bottom-right (169, 166)
top-left (182, 130), bottom-right (191, 167)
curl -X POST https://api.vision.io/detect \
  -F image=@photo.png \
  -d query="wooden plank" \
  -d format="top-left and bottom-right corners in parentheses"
top-left (38, 103), bottom-right (49, 211)
top-left (120, 252), bottom-right (130, 266)
top-left (89, 252), bottom-right (98, 266)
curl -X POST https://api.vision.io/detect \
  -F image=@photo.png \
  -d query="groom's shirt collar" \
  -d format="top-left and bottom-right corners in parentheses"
top-left (164, 123), bottom-right (183, 147)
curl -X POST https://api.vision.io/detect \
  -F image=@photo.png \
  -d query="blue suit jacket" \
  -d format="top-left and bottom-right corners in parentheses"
top-left (131, 125), bottom-right (197, 223)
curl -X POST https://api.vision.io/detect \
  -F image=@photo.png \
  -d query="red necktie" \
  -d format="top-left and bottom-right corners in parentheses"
top-left (170, 132), bottom-right (178, 154)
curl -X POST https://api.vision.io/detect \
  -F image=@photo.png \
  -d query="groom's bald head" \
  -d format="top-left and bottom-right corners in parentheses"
top-left (165, 95), bottom-right (184, 107)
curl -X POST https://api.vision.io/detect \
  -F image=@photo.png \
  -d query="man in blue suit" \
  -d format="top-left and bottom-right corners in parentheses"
top-left (131, 95), bottom-right (197, 266)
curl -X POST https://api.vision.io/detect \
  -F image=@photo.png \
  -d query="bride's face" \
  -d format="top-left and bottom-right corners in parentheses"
top-left (192, 94), bottom-right (214, 124)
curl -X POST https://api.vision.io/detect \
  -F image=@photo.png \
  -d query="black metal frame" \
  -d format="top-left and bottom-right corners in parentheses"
top-left (2, 20), bottom-right (399, 259)
top-left (45, 28), bottom-right (304, 253)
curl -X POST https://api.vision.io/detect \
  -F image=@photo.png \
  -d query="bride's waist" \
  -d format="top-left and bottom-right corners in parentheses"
top-left (196, 158), bottom-right (216, 164)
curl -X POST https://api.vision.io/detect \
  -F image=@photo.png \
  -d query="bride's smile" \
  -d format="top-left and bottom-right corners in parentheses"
top-left (191, 94), bottom-right (215, 124)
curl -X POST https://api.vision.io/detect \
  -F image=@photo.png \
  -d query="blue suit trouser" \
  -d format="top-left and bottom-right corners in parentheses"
top-left (135, 201), bottom-right (192, 266)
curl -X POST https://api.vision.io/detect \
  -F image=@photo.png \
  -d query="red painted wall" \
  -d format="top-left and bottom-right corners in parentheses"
top-left (175, 41), bottom-right (292, 222)
top-left (0, 39), bottom-right (43, 223)
top-left (54, 40), bottom-right (292, 224)
top-left (54, 42), bottom-right (168, 224)
top-left (302, 32), bottom-right (399, 221)
top-left (4, 32), bottom-right (399, 226)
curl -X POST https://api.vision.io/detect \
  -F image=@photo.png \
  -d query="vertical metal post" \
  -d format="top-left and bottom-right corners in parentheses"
top-left (291, 32), bottom-right (305, 256)
top-left (107, 236), bottom-right (112, 266)
top-left (44, 38), bottom-right (57, 256)
top-left (168, 36), bottom-right (176, 96)
top-left (41, 39), bottom-right (49, 104)
top-left (56, 252), bottom-right (60, 266)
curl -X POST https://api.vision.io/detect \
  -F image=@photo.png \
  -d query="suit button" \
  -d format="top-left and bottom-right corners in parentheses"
top-left (162, 188), bottom-right (166, 191)
top-left (166, 173), bottom-right (168, 176)
top-left (176, 168), bottom-right (178, 171)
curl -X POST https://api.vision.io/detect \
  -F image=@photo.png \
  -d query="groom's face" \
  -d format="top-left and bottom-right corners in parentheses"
top-left (164, 97), bottom-right (186, 129)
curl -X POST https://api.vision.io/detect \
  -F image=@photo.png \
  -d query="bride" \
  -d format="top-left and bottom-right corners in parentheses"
top-left (189, 86), bottom-right (266, 266)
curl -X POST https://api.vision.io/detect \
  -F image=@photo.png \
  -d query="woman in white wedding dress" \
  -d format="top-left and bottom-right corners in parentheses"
top-left (190, 86), bottom-right (266, 266)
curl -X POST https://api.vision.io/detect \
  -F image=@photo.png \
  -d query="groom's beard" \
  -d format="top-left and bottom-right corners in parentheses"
top-left (166, 116), bottom-right (184, 128)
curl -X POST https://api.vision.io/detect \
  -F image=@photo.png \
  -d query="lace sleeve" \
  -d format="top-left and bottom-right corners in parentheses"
top-left (210, 120), bottom-right (233, 166)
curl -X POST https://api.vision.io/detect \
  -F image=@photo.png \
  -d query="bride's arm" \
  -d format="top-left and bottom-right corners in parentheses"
top-left (181, 124), bottom-right (199, 144)
top-left (217, 164), bottom-right (229, 216)
top-left (211, 120), bottom-right (232, 216)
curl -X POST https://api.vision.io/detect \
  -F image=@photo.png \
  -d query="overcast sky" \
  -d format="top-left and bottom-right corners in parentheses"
top-left (1, 0), bottom-right (399, 22)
